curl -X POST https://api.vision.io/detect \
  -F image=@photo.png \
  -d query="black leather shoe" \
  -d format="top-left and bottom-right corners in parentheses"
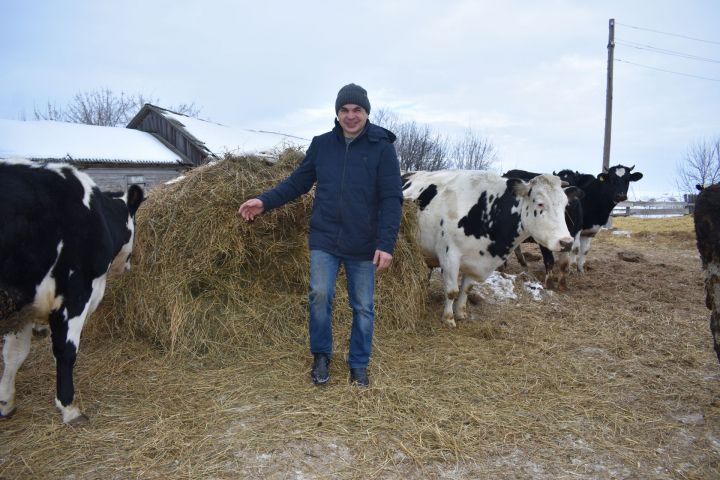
top-left (349, 367), bottom-right (369, 387)
top-left (311, 353), bottom-right (330, 385)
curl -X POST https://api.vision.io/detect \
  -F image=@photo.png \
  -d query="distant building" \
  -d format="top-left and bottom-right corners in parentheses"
top-left (0, 105), bottom-right (308, 191)
top-left (0, 118), bottom-right (190, 191)
top-left (127, 104), bottom-right (309, 166)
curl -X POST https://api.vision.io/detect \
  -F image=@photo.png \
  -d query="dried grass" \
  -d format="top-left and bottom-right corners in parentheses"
top-left (2, 185), bottom-right (720, 479)
top-left (92, 151), bottom-right (428, 360)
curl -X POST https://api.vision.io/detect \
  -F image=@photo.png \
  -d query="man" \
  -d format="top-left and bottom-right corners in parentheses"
top-left (238, 84), bottom-right (402, 387)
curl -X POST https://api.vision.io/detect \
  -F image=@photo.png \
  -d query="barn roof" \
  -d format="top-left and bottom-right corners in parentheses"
top-left (127, 104), bottom-right (309, 159)
top-left (0, 118), bottom-right (189, 166)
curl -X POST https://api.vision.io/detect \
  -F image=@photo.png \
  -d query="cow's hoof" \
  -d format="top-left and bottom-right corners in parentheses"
top-left (67, 413), bottom-right (90, 426)
top-left (467, 292), bottom-right (482, 305)
top-left (442, 318), bottom-right (457, 328)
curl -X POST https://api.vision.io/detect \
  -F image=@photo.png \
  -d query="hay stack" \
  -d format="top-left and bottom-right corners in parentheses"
top-left (94, 150), bottom-right (428, 359)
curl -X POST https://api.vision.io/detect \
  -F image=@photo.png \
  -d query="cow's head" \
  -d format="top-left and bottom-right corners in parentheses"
top-left (109, 185), bottom-right (144, 276)
top-left (554, 169), bottom-right (581, 186)
top-left (598, 164), bottom-right (643, 203)
top-left (509, 174), bottom-right (573, 252)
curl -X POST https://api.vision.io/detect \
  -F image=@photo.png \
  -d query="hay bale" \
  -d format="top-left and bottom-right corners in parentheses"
top-left (94, 150), bottom-right (428, 359)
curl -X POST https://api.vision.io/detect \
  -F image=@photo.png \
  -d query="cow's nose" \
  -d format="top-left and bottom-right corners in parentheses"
top-left (559, 238), bottom-right (573, 252)
top-left (614, 194), bottom-right (627, 203)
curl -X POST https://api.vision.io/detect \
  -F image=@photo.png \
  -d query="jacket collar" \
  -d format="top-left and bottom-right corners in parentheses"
top-left (333, 119), bottom-right (397, 144)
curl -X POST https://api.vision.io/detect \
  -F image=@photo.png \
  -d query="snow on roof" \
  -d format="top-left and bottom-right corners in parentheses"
top-left (159, 110), bottom-right (309, 158)
top-left (0, 118), bottom-right (185, 164)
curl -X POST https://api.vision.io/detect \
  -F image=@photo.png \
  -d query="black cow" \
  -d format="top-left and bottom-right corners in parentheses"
top-left (0, 159), bottom-right (143, 424)
top-left (566, 164), bottom-right (643, 273)
top-left (693, 183), bottom-right (720, 364)
top-left (502, 169), bottom-right (543, 182)
top-left (553, 169), bottom-right (596, 189)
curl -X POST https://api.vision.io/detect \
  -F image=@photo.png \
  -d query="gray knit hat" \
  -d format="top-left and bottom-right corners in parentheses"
top-left (335, 83), bottom-right (371, 114)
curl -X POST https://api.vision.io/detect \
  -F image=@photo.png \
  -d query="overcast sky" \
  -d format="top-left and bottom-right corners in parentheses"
top-left (2, 0), bottom-right (719, 195)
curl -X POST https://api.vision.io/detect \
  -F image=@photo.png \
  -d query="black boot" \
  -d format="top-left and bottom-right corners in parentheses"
top-left (311, 353), bottom-right (330, 385)
top-left (349, 367), bottom-right (369, 387)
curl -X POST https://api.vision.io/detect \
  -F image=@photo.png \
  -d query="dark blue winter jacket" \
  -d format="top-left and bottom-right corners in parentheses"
top-left (258, 120), bottom-right (402, 260)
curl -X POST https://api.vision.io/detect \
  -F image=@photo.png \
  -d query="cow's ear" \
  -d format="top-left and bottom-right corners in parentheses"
top-left (629, 172), bottom-right (643, 182)
top-left (126, 185), bottom-right (145, 216)
top-left (506, 178), bottom-right (529, 196)
top-left (598, 173), bottom-right (606, 182)
top-left (564, 186), bottom-right (585, 201)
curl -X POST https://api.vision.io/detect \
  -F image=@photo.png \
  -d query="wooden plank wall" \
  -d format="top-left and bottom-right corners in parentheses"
top-left (79, 166), bottom-right (186, 192)
top-left (133, 110), bottom-right (206, 166)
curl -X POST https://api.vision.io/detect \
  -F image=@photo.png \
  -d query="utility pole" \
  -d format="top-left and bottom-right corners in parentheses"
top-left (602, 18), bottom-right (615, 173)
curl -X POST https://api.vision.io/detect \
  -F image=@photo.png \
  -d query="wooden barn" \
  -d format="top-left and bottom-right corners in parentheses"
top-left (127, 104), bottom-right (309, 165)
top-left (0, 118), bottom-right (191, 191)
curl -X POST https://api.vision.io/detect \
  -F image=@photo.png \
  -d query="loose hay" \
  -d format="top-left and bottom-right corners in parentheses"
top-left (94, 151), bottom-right (428, 359)
top-left (3, 198), bottom-right (720, 478)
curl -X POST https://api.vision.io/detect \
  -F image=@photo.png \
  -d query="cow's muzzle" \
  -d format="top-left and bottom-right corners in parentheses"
top-left (614, 194), bottom-right (628, 203)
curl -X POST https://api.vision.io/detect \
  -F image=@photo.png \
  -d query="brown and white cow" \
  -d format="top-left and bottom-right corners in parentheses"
top-left (694, 183), bottom-right (720, 364)
top-left (0, 159), bottom-right (143, 424)
top-left (402, 170), bottom-right (573, 326)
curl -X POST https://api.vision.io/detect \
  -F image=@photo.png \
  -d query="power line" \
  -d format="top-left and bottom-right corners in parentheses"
top-left (616, 22), bottom-right (720, 45)
top-left (616, 58), bottom-right (720, 82)
top-left (616, 39), bottom-right (720, 64)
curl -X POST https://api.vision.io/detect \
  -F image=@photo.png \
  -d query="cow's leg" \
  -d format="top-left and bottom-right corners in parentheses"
top-left (556, 251), bottom-right (571, 292)
top-left (440, 261), bottom-right (461, 328)
top-left (514, 246), bottom-right (527, 267)
top-left (0, 322), bottom-right (33, 419)
top-left (540, 246), bottom-right (558, 290)
top-left (576, 235), bottom-right (593, 273)
top-left (707, 268), bottom-right (720, 364)
top-left (50, 277), bottom-right (106, 424)
top-left (50, 308), bottom-right (86, 424)
top-left (454, 275), bottom-right (475, 322)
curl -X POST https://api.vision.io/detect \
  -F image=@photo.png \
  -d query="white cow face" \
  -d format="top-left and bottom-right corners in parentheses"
top-left (514, 174), bottom-right (573, 251)
top-left (108, 185), bottom-right (144, 277)
top-left (108, 216), bottom-right (135, 277)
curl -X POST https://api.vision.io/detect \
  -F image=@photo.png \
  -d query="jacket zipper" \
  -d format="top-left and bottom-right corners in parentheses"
top-left (337, 140), bottom-right (350, 247)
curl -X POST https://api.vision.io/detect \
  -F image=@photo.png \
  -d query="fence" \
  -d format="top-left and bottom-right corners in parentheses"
top-left (612, 200), bottom-right (693, 217)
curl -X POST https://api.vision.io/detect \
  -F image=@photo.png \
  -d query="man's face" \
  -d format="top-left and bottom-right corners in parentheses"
top-left (337, 104), bottom-right (368, 138)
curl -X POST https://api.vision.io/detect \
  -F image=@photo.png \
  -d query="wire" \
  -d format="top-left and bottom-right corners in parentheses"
top-left (616, 58), bottom-right (720, 82)
top-left (616, 22), bottom-right (720, 45)
top-left (616, 39), bottom-right (720, 64)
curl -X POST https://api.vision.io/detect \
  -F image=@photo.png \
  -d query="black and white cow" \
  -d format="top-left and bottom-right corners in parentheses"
top-left (402, 170), bottom-right (573, 326)
top-left (564, 164), bottom-right (643, 273)
top-left (693, 183), bottom-right (720, 364)
top-left (0, 159), bottom-right (143, 424)
top-left (506, 164), bottom-right (643, 284)
top-left (502, 169), bottom-right (585, 290)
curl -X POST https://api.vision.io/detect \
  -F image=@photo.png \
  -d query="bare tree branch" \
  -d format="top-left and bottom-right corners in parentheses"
top-left (373, 109), bottom-right (496, 172)
top-left (33, 87), bottom-right (202, 126)
top-left (676, 137), bottom-right (720, 192)
top-left (449, 127), bottom-right (497, 170)
top-left (33, 101), bottom-right (65, 121)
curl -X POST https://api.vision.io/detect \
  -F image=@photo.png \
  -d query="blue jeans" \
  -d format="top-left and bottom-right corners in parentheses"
top-left (309, 249), bottom-right (376, 368)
